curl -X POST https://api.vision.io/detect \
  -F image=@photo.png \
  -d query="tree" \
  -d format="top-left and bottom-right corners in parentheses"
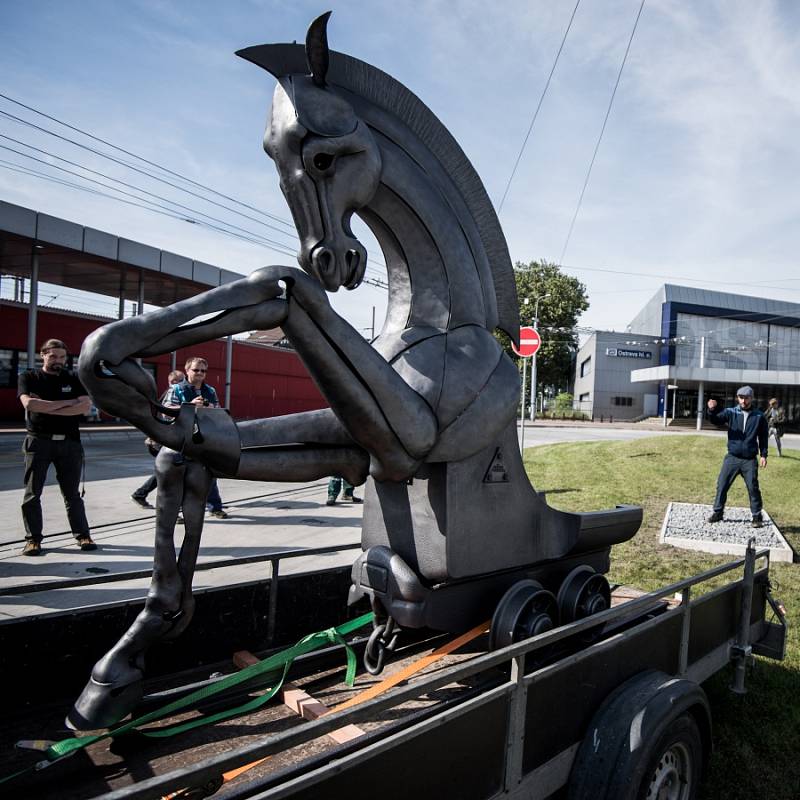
top-left (496, 261), bottom-right (589, 402)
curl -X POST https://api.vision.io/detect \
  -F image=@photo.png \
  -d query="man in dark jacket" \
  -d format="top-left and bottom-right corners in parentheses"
top-left (706, 386), bottom-right (768, 527)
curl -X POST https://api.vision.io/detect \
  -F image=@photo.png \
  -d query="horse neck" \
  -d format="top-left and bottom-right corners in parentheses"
top-left (359, 131), bottom-right (492, 340)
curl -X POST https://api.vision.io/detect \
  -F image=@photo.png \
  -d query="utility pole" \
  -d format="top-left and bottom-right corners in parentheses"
top-left (530, 292), bottom-right (550, 422)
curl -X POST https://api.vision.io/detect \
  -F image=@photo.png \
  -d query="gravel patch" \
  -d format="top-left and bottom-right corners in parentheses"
top-left (660, 502), bottom-right (794, 563)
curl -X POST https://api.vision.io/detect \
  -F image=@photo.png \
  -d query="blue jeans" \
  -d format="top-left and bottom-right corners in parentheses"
top-left (327, 476), bottom-right (354, 500)
top-left (713, 454), bottom-right (762, 516)
top-left (206, 479), bottom-right (223, 512)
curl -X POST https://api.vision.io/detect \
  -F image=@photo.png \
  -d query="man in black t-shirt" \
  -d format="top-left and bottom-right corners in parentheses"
top-left (17, 338), bottom-right (96, 555)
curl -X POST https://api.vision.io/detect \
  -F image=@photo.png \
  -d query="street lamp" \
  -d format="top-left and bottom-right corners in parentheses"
top-left (530, 292), bottom-right (550, 421)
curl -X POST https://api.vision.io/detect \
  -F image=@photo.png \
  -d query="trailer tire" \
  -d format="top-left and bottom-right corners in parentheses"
top-left (637, 713), bottom-right (703, 800)
top-left (567, 670), bottom-right (711, 800)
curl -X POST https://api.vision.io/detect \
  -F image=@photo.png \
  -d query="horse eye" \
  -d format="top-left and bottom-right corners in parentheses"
top-left (313, 152), bottom-right (334, 171)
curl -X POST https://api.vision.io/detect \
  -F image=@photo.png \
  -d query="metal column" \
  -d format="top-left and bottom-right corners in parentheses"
top-left (696, 336), bottom-right (705, 431)
top-left (696, 382), bottom-right (704, 431)
top-left (26, 248), bottom-right (40, 368)
top-left (118, 268), bottom-right (127, 319)
top-left (136, 271), bottom-right (145, 366)
top-left (224, 335), bottom-right (233, 409)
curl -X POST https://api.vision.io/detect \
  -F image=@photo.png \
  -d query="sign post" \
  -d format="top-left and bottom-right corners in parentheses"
top-left (512, 327), bottom-right (541, 452)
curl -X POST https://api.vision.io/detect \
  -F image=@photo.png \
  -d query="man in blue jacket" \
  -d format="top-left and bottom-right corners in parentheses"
top-left (706, 386), bottom-right (768, 527)
top-left (165, 357), bottom-right (228, 519)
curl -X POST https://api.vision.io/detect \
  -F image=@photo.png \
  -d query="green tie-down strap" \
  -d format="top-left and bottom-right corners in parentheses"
top-left (1, 611), bottom-right (373, 784)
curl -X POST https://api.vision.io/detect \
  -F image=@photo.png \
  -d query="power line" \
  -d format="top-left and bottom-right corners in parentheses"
top-left (0, 110), bottom-right (301, 242)
top-left (0, 101), bottom-right (391, 278)
top-left (0, 159), bottom-right (193, 223)
top-left (0, 139), bottom-right (305, 253)
top-left (0, 108), bottom-right (386, 285)
top-left (497, 0), bottom-right (581, 214)
top-left (538, 261), bottom-right (800, 296)
top-left (559, 0), bottom-right (646, 264)
top-left (0, 93), bottom-right (296, 230)
top-left (0, 160), bottom-right (389, 290)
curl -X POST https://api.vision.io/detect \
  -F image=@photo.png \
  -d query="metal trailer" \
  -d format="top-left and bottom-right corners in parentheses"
top-left (60, 543), bottom-right (784, 800)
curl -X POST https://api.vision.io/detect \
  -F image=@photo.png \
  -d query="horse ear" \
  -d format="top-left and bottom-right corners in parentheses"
top-left (306, 11), bottom-right (332, 87)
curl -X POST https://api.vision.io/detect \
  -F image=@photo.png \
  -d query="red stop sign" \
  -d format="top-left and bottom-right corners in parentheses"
top-left (512, 326), bottom-right (541, 357)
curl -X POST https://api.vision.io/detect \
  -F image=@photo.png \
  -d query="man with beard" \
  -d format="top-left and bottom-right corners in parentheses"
top-left (17, 338), bottom-right (96, 555)
top-left (706, 386), bottom-right (768, 528)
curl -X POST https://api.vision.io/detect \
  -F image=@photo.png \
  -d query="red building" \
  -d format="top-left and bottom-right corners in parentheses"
top-left (1, 300), bottom-right (326, 422)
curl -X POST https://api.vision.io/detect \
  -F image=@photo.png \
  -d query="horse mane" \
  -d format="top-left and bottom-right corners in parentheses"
top-left (237, 43), bottom-right (520, 343)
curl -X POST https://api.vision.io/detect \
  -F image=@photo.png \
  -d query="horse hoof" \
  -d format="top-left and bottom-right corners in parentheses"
top-left (65, 676), bottom-right (143, 731)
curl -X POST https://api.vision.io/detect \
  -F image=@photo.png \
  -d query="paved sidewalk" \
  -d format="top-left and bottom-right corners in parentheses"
top-left (0, 433), bottom-right (363, 620)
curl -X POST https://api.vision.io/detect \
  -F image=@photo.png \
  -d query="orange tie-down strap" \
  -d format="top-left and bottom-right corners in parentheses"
top-left (328, 619), bottom-right (491, 714)
top-left (218, 619), bottom-right (490, 786)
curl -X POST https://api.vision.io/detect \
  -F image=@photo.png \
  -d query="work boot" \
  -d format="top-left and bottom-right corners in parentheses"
top-left (77, 536), bottom-right (98, 551)
top-left (707, 511), bottom-right (723, 523)
top-left (751, 515), bottom-right (764, 528)
top-left (22, 540), bottom-right (42, 556)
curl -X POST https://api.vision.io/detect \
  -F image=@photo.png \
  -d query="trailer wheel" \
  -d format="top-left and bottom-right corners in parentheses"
top-left (567, 671), bottom-right (710, 800)
top-left (640, 714), bottom-right (702, 800)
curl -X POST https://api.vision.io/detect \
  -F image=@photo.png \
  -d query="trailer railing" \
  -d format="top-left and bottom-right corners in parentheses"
top-left (95, 545), bottom-right (786, 800)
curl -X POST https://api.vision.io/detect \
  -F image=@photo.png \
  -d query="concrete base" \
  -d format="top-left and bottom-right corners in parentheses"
top-left (659, 501), bottom-right (794, 563)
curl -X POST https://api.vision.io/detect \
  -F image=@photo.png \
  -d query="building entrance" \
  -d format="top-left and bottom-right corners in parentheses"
top-left (675, 390), bottom-right (698, 419)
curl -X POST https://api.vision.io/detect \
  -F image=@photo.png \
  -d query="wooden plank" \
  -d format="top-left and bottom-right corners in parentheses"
top-left (232, 650), bottom-right (365, 744)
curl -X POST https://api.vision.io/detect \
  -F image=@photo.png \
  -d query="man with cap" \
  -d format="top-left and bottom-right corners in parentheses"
top-left (706, 386), bottom-right (768, 527)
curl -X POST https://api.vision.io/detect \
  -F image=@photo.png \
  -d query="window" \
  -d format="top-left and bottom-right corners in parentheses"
top-left (579, 392), bottom-right (590, 402)
top-left (0, 349), bottom-right (17, 388)
top-left (580, 356), bottom-right (592, 378)
top-left (612, 397), bottom-right (633, 407)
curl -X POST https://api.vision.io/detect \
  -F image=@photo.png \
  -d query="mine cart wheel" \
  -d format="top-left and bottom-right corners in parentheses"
top-left (489, 579), bottom-right (558, 651)
top-left (567, 670), bottom-right (710, 800)
top-left (557, 565), bottom-right (611, 624)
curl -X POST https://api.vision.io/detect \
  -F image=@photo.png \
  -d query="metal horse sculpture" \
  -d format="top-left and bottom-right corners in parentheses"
top-left (68, 14), bottom-right (641, 730)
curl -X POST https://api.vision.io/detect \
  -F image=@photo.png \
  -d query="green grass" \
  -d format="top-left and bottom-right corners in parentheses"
top-left (523, 435), bottom-right (799, 799)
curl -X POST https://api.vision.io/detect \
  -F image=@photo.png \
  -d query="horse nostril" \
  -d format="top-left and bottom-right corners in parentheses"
top-left (314, 248), bottom-right (334, 274)
top-left (345, 249), bottom-right (360, 271)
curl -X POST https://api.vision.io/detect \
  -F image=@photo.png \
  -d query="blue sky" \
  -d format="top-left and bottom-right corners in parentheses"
top-left (2, 0), bottom-right (799, 336)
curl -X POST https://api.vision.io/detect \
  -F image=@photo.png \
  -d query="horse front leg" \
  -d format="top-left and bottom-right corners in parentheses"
top-left (66, 449), bottom-right (212, 730)
top-left (77, 270), bottom-right (288, 447)
top-left (163, 458), bottom-right (213, 641)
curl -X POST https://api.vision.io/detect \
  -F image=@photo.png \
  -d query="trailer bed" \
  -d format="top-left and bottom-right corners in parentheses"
top-left (0, 551), bottom-right (786, 800)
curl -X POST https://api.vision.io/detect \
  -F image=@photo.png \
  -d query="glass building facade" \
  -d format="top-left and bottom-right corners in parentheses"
top-left (622, 285), bottom-right (800, 428)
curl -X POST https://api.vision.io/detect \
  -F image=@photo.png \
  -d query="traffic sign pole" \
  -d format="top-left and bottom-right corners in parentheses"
top-left (519, 355), bottom-right (527, 454)
top-left (513, 326), bottom-right (541, 452)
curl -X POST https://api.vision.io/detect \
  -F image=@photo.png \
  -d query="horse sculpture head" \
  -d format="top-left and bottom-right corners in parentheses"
top-left (261, 13), bottom-right (381, 292)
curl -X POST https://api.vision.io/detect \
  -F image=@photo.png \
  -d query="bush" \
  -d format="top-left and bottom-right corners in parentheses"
top-left (553, 392), bottom-right (573, 411)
